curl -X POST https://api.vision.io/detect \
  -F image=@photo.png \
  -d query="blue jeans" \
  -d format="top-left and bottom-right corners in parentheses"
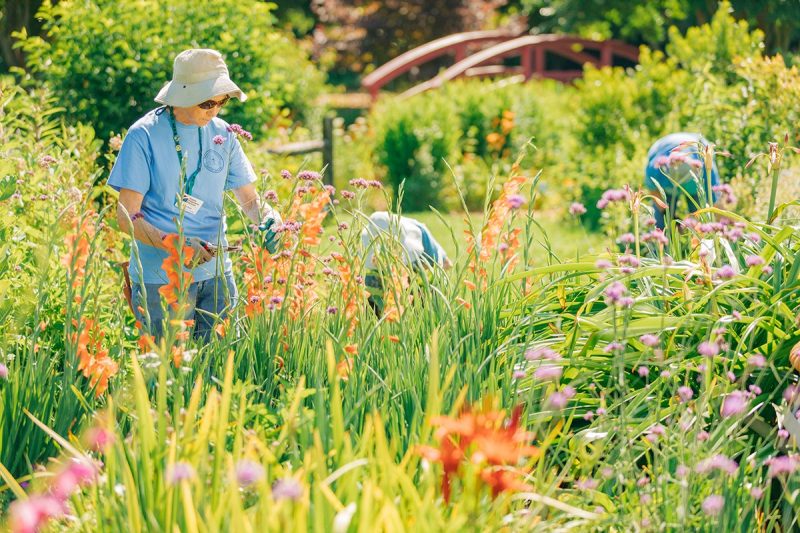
top-left (132, 273), bottom-right (237, 341)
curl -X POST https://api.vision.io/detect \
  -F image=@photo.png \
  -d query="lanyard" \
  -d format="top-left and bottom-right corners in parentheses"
top-left (167, 107), bottom-right (203, 196)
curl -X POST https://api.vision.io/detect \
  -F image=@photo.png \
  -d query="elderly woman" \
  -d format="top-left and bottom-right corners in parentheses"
top-left (108, 48), bottom-right (280, 340)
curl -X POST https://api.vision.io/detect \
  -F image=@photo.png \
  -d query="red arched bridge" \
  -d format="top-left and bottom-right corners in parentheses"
top-left (361, 31), bottom-right (639, 100)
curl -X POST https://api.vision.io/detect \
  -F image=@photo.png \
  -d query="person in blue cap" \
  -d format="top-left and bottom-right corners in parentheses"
top-left (644, 132), bottom-right (721, 230)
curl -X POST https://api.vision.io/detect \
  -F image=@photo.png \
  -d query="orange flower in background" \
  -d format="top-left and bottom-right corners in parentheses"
top-left (337, 357), bottom-right (353, 380)
top-left (62, 211), bottom-right (97, 290)
top-left (382, 267), bottom-right (410, 323)
top-left (467, 170), bottom-right (528, 279)
top-left (344, 343), bottom-right (358, 355)
top-left (298, 186), bottom-right (331, 247)
top-left (159, 235), bottom-right (193, 310)
top-left (71, 318), bottom-right (117, 396)
top-left (418, 404), bottom-right (538, 502)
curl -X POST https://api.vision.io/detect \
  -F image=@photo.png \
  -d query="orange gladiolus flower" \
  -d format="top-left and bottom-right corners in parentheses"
top-left (159, 235), bottom-right (193, 310)
top-left (344, 344), bottom-right (358, 355)
top-left (71, 318), bottom-right (118, 396)
top-left (61, 212), bottom-right (97, 290)
top-left (337, 357), bottom-right (353, 380)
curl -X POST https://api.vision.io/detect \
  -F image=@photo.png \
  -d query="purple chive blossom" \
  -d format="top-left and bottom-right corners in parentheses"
top-left (676, 464), bottom-right (690, 478)
top-left (226, 124), bottom-right (253, 141)
top-left (235, 460), bottom-right (265, 487)
top-left (604, 341), bottom-right (624, 353)
top-left (642, 229), bottom-right (669, 246)
top-left (596, 188), bottom-right (630, 209)
top-left (653, 155), bottom-right (670, 168)
top-left (38, 155), bottom-right (57, 168)
top-left (715, 265), bottom-right (736, 280)
top-left (297, 170), bottom-right (321, 181)
top-left (0, 363), bottom-right (7, 380)
top-left (575, 478), bottom-right (599, 490)
top-left (280, 169), bottom-right (293, 180)
top-left (747, 354), bottom-right (766, 367)
top-left (727, 371), bottom-right (737, 382)
top-left (506, 194), bottom-right (526, 209)
top-left (512, 369), bottom-right (527, 380)
top-left (698, 341), bottom-right (720, 357)
top-left (748, 384), bottom-right (762, 396)
top-left (326, 306), bottom-right (338, 314)
top-left (697, 430), bottom-right (710, 441)
top-left (324, 185), bottom-right (336, 196)
top-left (696, 455), bottom-right (738, 475)
top-left (721, 391), bottom-right (748, 417)
top-left (645, 424), bottom-right (665, 442)
top-left (778, 429), bottom-right (790, 440)
top-left (533, 365), bottom-right (563, 381)
top-left (167, 462), bottom-right (195, 485)
top-left (595, 259), bottom-right (612, 270)
top-left (701, 495), bottom-right (724, 517)
top-left (745, 255), bottom-right (764, 267)
top-left (660, 370), bottom-right (671, 378)
top-left (546, 385), bottom-right (576, 409)
top-left (349, 178), bottom-right (369, 189)
top-left (766, 456), bottom-right (800, 478)
top-left (677, 386), bottom-right (693, 403)
top-left (583, 411), bottom-right (594, 421)
top-left (618, 254), bottom-right (640, 267)
top-left (524, 346), bottom-right (561, 361)
top-left (337, 222), bottom-right (349, 231)
top-left (368, 180), bottom-right (383, 188)
top-left (750, 487), bottom-right (764, 499)
top-left (341, 190), bottom-right (356, 199)
top-left (639, 334), bottom-right (659, 347)
top-left (213, 135), bottom-right (225, 145)
top-left (783, 384), bottom-right (800, 406)
top-left (618, 233), bottom-right (635, 244)
top-left (762, 265), bottom-right (773, 275)
top-left (637, 366), bottom-right (649, 377)
top-left (569, 202), bottom-right (587, 216)
top-left (272, 478), bottom-right (303, 501)
top-left (604, 281), bottom-right (627, 305)
top-left (264, 190), bottom-right (279, 202)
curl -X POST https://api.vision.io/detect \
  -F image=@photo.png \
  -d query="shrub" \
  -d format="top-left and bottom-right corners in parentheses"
top-left (16, 0), bottom-right (326, 139)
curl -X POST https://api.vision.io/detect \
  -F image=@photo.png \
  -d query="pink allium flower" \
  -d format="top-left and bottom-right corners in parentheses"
top-left (84, 426), bottom-right (114, 452)
top-left (38, 155), bottom-right (57, 168)
top-left (747, 354), bottom-right (766, 367)
top-left (341, 190), bottom-right (356, 199)
top-left (226, 124), bottom-right (253, 141)
top-left (349, 178), bottom-right (369, 189)
top-left (212, 135), bottom-right (225, 145)
top-left (596, 407), bottom-right (607, 415)
top-left (512, 370), bottom-right (526, 380)
top-left (727, 371), bottom-right (737, 382)
top-left (697, 430), bottom-right (710, 441)
top-left (748, 384), bottom-right (762, 396)
top-left (637, 366), bottom-right (649, 377)
top-left (676, 464), bottom-right (690, 479)
top-left (569, 202), bottom-right (587, 216)
top-left (297, 170), bottom-right (321, 181)
top-left (583, 411), bottom-right (594, 421)
top-left (698, 341), bottom-right (720, 357)
top-left (575, 477), bottom-right (599, 490)
top-left (766, 455), bottom-right (800, 478)
top-left (533, 365), bottom-right (562, 381)
top-left (660, 370), bottom-right (671, 378)
top-left (645, 424), bottom-right (665, 442)
top-left (0, 363), bottom-right (7, 380)
top-left (506, 194), bottom-right (526, 209)
top-left (778, 429), bottom-right (790, 440)
top-left (721, 391), bottom-right (748, 417)
top-left (762, 265), bottom-right (773, 275)
top-left (604, 281), bottom-right (627, 305)
top-left (750, 487), bottom-right (764, 499)
top-left (715, 265), bottom-right (736, 280)
top-left (235, 459), bottom-right (265, 487)
top-left (784, 384), bottom-right (800, 405)
top-left (525, 346), bottom-right (561, 361)
top-left (701, 494), bottom-right (724, 516)
top-left (618, 233), bottom-right (635, 244)
top-left (595, 259), bottom-right (612, 270)
top-left (546, 391), bottom-right (569, 409)
top-left (677, 386), bottom-right (693, 403)
top-left (604, 341), bottom-right (624, 353)
top-left (167, 462), bottom-right (196, 485)
top-left (280, 169), bottom-right (293, 180)
top-left (696, 454), bottom-right (738, 475)
top-left (272, 478), bottom-right (303, 501)
top-left (637, 475), bottom-right (650, 487)
top-left (619, 254), bottom-right (640, 267)
top-left (653, 155), bottom-right (670, 169)
top-left (264, 190), bottom-right (279, 203)
top-left (639, 334), bottom-right (659, 347)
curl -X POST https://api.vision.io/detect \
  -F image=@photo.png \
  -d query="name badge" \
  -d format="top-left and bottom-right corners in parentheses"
top-left (180, 194), bottom-right (204, 215)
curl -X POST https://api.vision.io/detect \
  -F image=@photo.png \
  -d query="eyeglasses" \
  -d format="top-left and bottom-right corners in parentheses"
top-left (197, 95), bottom-right (230, 110)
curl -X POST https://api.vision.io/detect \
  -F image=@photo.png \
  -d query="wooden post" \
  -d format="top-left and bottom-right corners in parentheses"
top-left (322, 115), bottom-right (334, 186)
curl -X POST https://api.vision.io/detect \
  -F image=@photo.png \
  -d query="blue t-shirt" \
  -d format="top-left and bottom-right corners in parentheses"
top-left (108, 108), bottom-right (256, 284)
top-left (644, 132), bottom-right (720, 198)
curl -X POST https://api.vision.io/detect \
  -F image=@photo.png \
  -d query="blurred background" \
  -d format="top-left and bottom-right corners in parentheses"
top-left (3, 0), bottom-right (800, 230)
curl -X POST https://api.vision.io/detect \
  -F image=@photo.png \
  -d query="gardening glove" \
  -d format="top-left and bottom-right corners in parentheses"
top-left (258, 218), bottom-right (281, 253)
top-left (186, 236), bottom-right (215, 267)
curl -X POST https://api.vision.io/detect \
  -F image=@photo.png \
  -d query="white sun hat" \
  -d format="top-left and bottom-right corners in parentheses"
top-left (154, 48), bottom-right (246, 107)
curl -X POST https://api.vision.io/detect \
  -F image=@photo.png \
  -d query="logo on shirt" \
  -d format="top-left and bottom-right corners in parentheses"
top-left (203, 149), bottom-right (225, 173)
